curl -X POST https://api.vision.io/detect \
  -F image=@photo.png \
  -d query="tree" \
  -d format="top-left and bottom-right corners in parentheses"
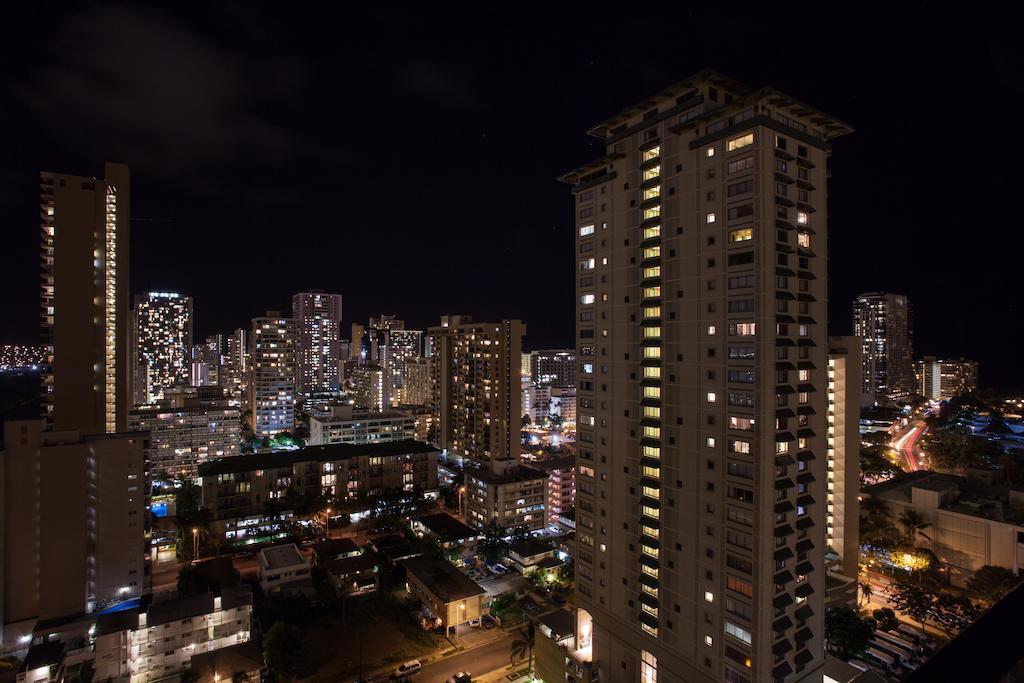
top-left (858, 580), bottom-right (874, 607)
top-left (263, 622), bottom-right (304, 683)
top-left (967, 565), bottom-right (1023, 604)
top-left (824, 606), bottom-right (875, 661)
top-left (872, 607), bottom-right (899, 633)
top-left (860, 447), bottom-right (902, 485)
top-left (933, 593), bottom-right (980, 635)
top-left (176, 565), bottom-right (212, 596)
top-left (510, 620), bottom-right (536, 671)
top-left (178, 669), bottom-right (200, 683)
top-left (898, 509), bottom-right (932, 546)
top-left (889, 581), bottom-right (935, 632)
top-left (479, 520), bottom-right (510, 562)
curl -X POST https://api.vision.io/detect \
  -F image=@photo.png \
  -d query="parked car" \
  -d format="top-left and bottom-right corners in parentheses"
top-left (392, 660), bottom-right (422, 678)
top-left (492, 564), bottom-right (509, 575)
top-left (446, 672), bottom-right (472, 683)
top-left (482, 614), bottom-right (498, 629)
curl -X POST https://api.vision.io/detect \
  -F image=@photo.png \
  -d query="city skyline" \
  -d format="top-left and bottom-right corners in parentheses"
top-left (1, 5), bottom-right (1021, 391)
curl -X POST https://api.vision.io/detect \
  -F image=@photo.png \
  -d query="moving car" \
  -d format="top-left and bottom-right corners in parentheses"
top-left (446, 672), bottom-right (472, 683)
top-left (392, 660), bottom-right (422, 678)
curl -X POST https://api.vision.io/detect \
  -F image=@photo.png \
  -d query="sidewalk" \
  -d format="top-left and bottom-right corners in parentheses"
top-left (474, 664), bottom-right (534, 683)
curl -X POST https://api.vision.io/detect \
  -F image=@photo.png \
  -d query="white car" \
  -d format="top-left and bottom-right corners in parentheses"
top-left (392, 660), bottom-right (422, 678)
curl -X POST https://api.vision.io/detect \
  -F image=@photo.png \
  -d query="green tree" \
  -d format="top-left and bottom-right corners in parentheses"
top-left (889, 581), bottom-right (935, 632)
top-left (510, 620), bottom-right (536, 671)
top-left (898, 509), bottom-right (932, 546)
top-left (933, 593), bottom-right (980, 635)
top-left (263, 622), bottom-right (304, 683)
top-left (967, 565), bottom-right (1023, 604)
top-left (479, 520), bottom-right (510, 562)
top-left (176, 565), bottom-right (212, 596)
top-left (824, 606), bottom-right (875, 661)
top-left (872, 607), bottom-right (899, 632)
top-left (858, 580), bottom-right (873, 608)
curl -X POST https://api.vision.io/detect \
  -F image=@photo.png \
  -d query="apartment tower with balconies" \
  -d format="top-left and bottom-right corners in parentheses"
top-left (561, 70), bottom-right (851, 683)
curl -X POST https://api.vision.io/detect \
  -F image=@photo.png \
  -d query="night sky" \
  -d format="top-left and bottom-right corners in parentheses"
top-left (2, 5), bottom-right (1021, 390)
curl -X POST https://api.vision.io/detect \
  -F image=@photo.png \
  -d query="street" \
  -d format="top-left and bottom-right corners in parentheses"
top-left (891, 421), bottom-right (928, 471)
top-left (417, 635), bottom-right (517, 683)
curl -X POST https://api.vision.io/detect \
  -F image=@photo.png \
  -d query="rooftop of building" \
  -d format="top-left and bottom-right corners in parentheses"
top-left (413, 512), bottom-right (480, 542)
top-left (862, 470), bottom-right (964, 501)
top-left (509, 538), bottom-right (556, 558)
top-left (537, 609), bottom-right (575, 641)
top-left (323, 550), bottom-right (382, 576)
top-left (260, 543), bottom-right (308, 571)
top-left (863, 470), bottom-right (1024, 525)
top-left (531, 455), bottom-right (575, 472)
top-left (466, 464), bottom-right (547, 486)
top-left (95, 585), bottom-right (252, 636)
top-left (404, 557), bottom-right (486, 603)
top-left (313, 537), bottom-right (360, 562)
top-left (198, 439), bottom-right (438, 476)
top-left (190, 641), bottom-right (265, 682)
top-left (18, 641), bottom-right (65, 673)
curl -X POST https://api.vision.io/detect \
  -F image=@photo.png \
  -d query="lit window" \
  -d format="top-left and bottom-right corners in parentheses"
top-left (776, 441), bottom-right (789, 454)
top-left (643, 366), bottom-right (661, 379)
top-left (797, 211), bottom-right (809, 225)
top-left (729, 228), bottom-right (753, 242)
top-left (643, 346), bottom-right (661, 359)
top-left (643, 186), bottom-right (661, 201)
top-left (581, 294), bottom-right (595, 305)
top-left (706, 437), bottom-right (716, 448)
top-left (643, 405), bottom-right (661, 418)
top-left (641, 651), bottom-right (658, 683)
top-left (642, 266), bottom-right (661, 279)
top-left (643, 206), bottom-right (661, 220)
top-left (798, 232), bottom-right (810, 248)
top-left (643, 246), bottom-right (661, 260)
top-left (582, 363), bottom-right (594, 374)
top-left (642, 286), bottom-right (661, 299)
top-left (642, 306), bottom-right (661, 319)
top-left (706, 147), bottom-right (715, 158)
top-left (643, 326), bottom-right (661, 339)
top-left (644, 386), bottom-right (662, 399)
top-left (708, 325), bottom-right (716, 336)
top-left (798, 369), bottom-right (809, 381)
top-left (705, 635), bottom-right (714, 646)
top-left (707, 392), bottom-right (717, 403)
top-left (704, 591), bottom-right (714, 603)
top-left (725, 621), bottom-right (752, 645)
top-left (727, 133), bottom-right (754, 151)
top-left (643, 225), bottom-right (661, 240)
top-left (706, 212), bottom-right (717, 224)
top-left (642, 146), bottom-right (661, 162)
top-left (642, 166), bottom-right (661, 182)
top-left (579, 224), bottom-right (595, 236)
top-left (580, 258), bottom-right (595, 270)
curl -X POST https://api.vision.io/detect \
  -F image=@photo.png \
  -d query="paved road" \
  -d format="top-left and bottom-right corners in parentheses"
top-left (418, 632), bottom-right (518, 683)
top-left (891, 422), bottom-right (928, 471)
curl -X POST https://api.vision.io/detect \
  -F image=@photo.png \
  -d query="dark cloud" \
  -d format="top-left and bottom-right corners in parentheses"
top-left (13, 5), bottom-right (342, 176)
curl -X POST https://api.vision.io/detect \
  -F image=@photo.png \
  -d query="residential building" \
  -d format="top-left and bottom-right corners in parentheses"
top-left (411, 513), bottom-right (481, 549)
top-left (93, 585), bottom-right (252, 683)
top-left (852, 292), bottom-right (914, 405)
top-left (915, 356), bottom-right (979, 401)
top-left (507, 538), bottom-right (560, 575)
top-left (191, 334), bottom-right (223, 388)
top-left (382, 328), bottom-right (422, 405)
top-left (131, 293), bottom-right (193, 405)
top-left (248, 313), bottom-right (295, 436)
top-left (521, 352), bottom-right (532, 378)
top-left (862, 470), bottom-right (1024, 582)
top-left (128, 386), bottom-right (240, 480)
top-left (40, 162), bottom-right (131, 434)
top-left (560, 71), bottom-right (850, 682)
top-left (826, 338), bottom-right (861, 606)
top-left (349, 323), bottom-right (365, 360)
top-left (308, 405), bottom-right (415, 445)
top-left (221, 328), bottom-right (248, 405)
top-left (0, 345), bottom-right (47, 370)
top-left (189, 641), bottom-right (264, 683)
top-left (403, 357), bottom-right (430, 405)
top-left (197, 440), bottom-right (438, 543)
top-left (463, 462), bottom-right (546, 531)
top-left (427, 315), bottom-right (525, 464)
top-left (351, 364), bottom-right (387, 412)
top-left (535, 609), bottom-right (596, 683)
top-left (403, 557), bottom-right (487, 635)
top-left (257, 544), bottom-right (311, 594)
top-left (535, 455), bottom-right (576, 527)
top-left (530, 349), bottom-right (577, 389)
top-left (292, 291), bottom-right (342, 398)
top-left (1, 420), bottom-right (146, 648)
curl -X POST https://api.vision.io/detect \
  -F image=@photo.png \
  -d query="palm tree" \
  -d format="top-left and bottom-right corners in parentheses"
top-left (858, 580), bottom-right (874, 607)
top-left (860, 514), bottom-right (900, 548)
top-left (898, 509), bottom-right (932, 547)
top-left (510, 621), bottom-right (536, 672)
top-left (859, 496), bottom-right (890, 519)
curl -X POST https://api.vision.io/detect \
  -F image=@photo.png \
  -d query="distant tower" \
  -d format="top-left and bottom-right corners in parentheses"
top-left (852, 292), bottom-right (914, 405)
top-left (292, 291), bottom-right (342, 397)
top-left (132, 292), bottom-right (193, 404)
top-left (40, 162), bottom-right (131, 433)
top-left (249, 313), bottom-right (296, 436)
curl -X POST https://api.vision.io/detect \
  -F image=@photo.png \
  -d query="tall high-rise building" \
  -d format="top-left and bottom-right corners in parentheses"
top-left (40, 162), bottom-right (131, 434)
top-left (561, 71), bottom-right (850, 683)
top-left (1, 420), bottom-right (146, 646)
top-left (427, 315), bottom-right (525, 465)
top-left (350, 323), bottom-right (365, 360)
top-left (292, 291), bottom-right (342, 398)
top-left (351, 365), bottom-right (387, 412)
top-left (827, 338), bottom-right (860, 584)
top-left (248, 313), bottom-right (296, 436)
top-left (222, 327), bottom-right (248, 404)
top-left (852, 292), bottom-right (913, 405)
top-left (382, 328), bottom-right (422, 405)
top-left (131, 293), bottom-right (193, 405)
top-left (530, 349), bottom-right (577, 389)
top-left (191, 334), bottom-right (223, 388)
top-left (915, 356), bottom-right (979, 401)
top-left (403, 357), bottom-right (431, 406)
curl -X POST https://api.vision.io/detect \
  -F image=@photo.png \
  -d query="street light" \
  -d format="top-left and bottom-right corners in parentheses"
top-left (325, 507), bottom-right (332, 537)
top-left (458, 486), bottom-right (466, 519)
top-left (192, 527), bottom-right (199, 560)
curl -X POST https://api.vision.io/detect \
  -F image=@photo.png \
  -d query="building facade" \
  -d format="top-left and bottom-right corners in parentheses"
top-left (382, 328), bottom-right (422, 405)
top-left (536, 456), bottom-right (576, 528)
top-left (191, 335), bottom-right (223, 388)
top-left (93, 586), bottom-right (252, 683)
top-left (561, 71), bottom-right (849, 682)
top-left (222, 328), bottom-right (248, 405)
top-left (463, 462), bottom-right (546, 531)
top-left (40, 162), bottom-right (131, 434)
top-left (403, 357), bottom-right (431, 406)
top-left (308, 405), bottom-right (415, 445)
top-left (131, 293), bottom-right (193, 405)
top-left (530, 349), bottom-right (577, 389)
top-left (1, 421), bottom-right (147, 648)
top-left (128, 386), bottom-right (240, 480)
top-left (197, 440), bottom-right (438, 543)
top-left (427, 315), bottom-right (525, 464)
top-left (248, 314), bottom-right (296, 436)
top-left (292, 291), bottom-right (342, 398)
top-left (852, 292), bottom-right (914, 405)
top-left (915, 356), bottom-right (979, 401)
top-left (827, 337), bottom-right (860, 582)
top-left (351, 365), bottom-right (387, 412)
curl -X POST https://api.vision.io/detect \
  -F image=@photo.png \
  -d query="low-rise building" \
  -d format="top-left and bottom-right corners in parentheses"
top-left (507, 538), bottom-right (561, 575)
top-left (862, 470), bottom-right (1024, 582)
top-left (322, 551), bottom-right (382, 596)
top-left (257, 544), bottom-right (311, 594)
top-left (308, 405), bottom-right (415, 445)
top-left (190, 641), bottom-right (265, 683)
top-left (404, 557), bottom-right (487, 635)
top-left (464, 462), bottom-right (546, 532)
top-left (197, 440), bottom-right (438, 544)
top-left (534, 609), bottom-right (595, 683)
top-left (93, 585), bottom-right (252, 683)
top-left (128, 385), bottom-right (240, 480)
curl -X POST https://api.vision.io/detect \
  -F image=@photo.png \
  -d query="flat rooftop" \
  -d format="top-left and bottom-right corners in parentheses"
top-left (313, 537), bottom-right (359, 561)
top-left (260, 543), bottom-right (308, 570)
top-left (198, 439), bottom-right (437, 476)
top-left (404, 557), bottom-right (486, 603)
top-left (509, 538), bottom-right (556, 558)
top-left (862, 470), bottom-right (964, 502)
top-left (414, 512), bottom-right (480, 542)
